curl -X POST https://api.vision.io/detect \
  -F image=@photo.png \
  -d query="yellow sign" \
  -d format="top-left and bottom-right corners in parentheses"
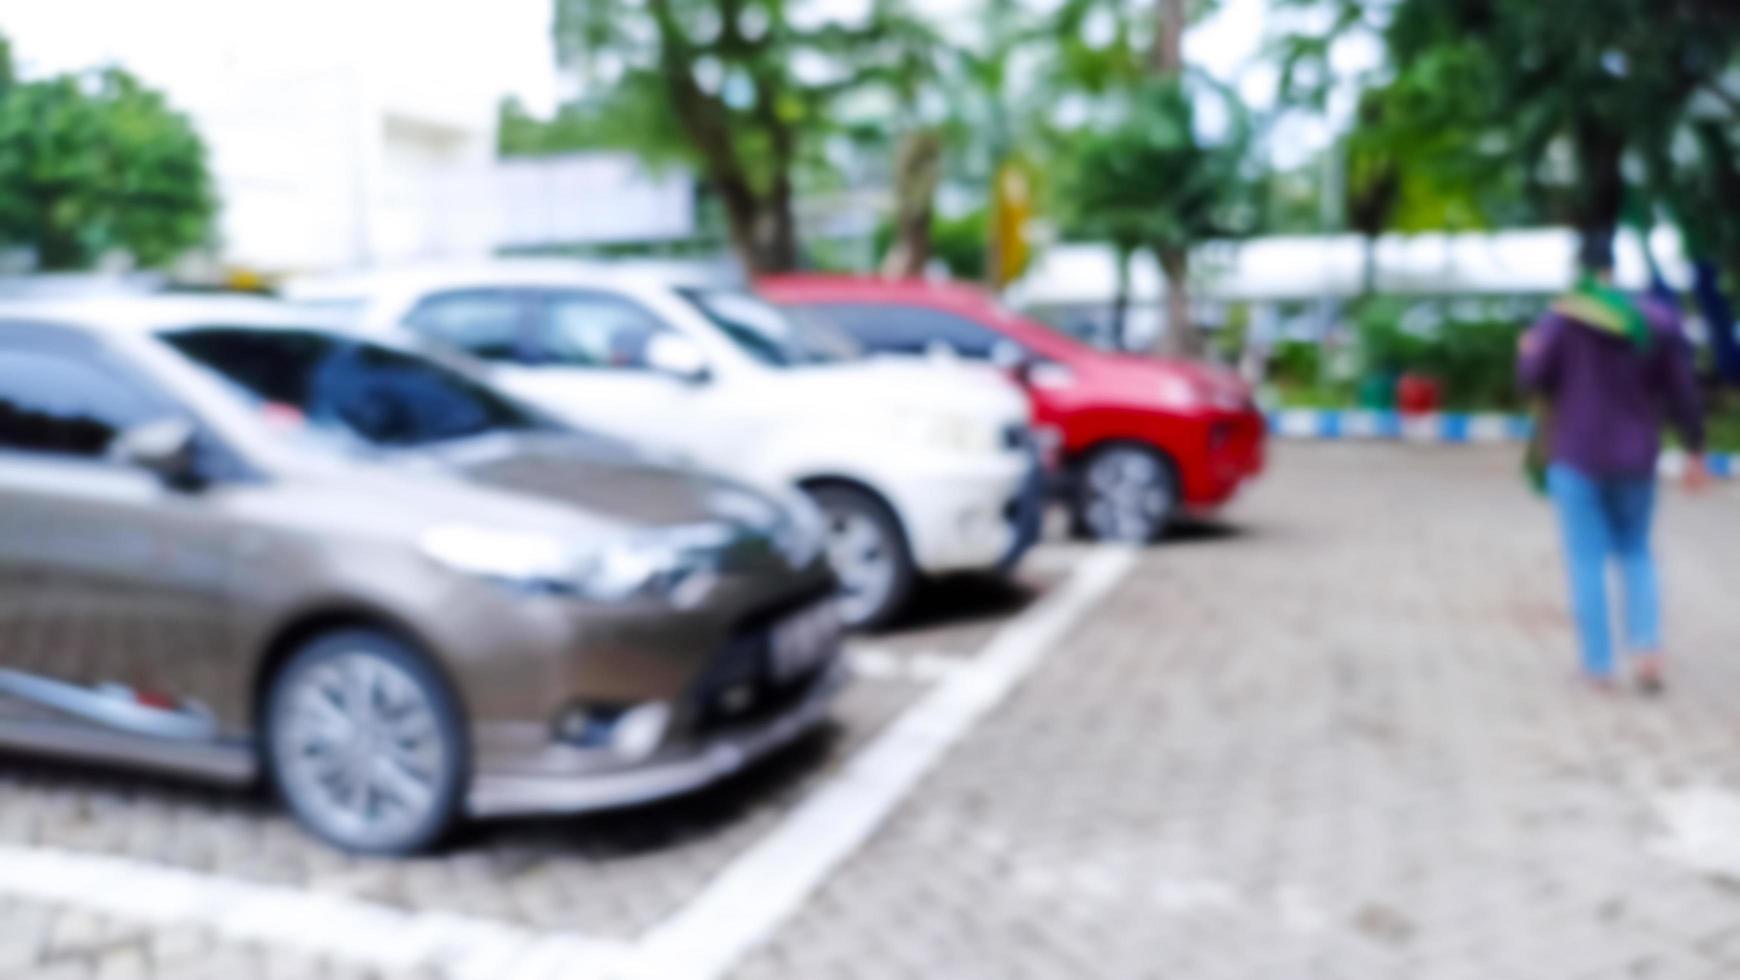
top-left (992, 161), bottom-right (1032, 288)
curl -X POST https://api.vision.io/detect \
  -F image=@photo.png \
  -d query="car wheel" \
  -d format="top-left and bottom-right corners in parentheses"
top-left (1075, 444), bottom-right (1177, 544)
top-left (808, 485), bottom-right (916, 630)
top-left (265, 629), bottom-right (466, 855)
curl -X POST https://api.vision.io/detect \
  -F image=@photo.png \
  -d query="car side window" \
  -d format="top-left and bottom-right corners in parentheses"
top-left (803, 304), bottom-right (1009, 360)
top-left (536, 291), bottom-right (672, 370)
top-left (404, 290), bottom-right (529, 362)
top-left (166, 328), bottom-right (543, 449)
top-left (0, 346), bottom-right (166, 460)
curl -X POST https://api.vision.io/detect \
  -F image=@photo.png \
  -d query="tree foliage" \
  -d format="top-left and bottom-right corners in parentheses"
top-left (1058, 71), bottom-right (1256, 352)
top-left (548, 0), bottom-right (938, 274)
top-left (1280, 0), bottom-right (1740, 271)
top-left (0, 51), bottom-right (215, 271)
top-left (1063, 80), bottom-right (1255, 255)
top-left (1039, 0), bottom-right (1235, 354)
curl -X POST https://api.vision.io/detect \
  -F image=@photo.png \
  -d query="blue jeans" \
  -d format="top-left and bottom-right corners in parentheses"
top-left (1546, 464), bottom-right (1661, 677)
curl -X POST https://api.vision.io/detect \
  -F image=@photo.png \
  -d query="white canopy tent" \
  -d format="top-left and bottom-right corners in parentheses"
top-left (1012, 228), bottom-right (1691, 307)
top-left (1009, 228), bottom-right (1693, 350)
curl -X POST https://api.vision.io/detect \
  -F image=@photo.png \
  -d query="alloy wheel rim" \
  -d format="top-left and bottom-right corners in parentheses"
top-left (277, 652), bottom-right (444, 846)
top-left (1085, 450), bottom-right (1171, 542)
top-left (825, 508), bottom-right (895, 624)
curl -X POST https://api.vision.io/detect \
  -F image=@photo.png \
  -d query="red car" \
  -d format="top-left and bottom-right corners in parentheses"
top-left (759, 276), bottom-right (1266, 542)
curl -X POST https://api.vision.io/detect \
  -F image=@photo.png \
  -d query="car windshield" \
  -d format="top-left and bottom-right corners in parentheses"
top-left (161, 326), bottom-right (546, 450)
top-left (678, 288), bottom-right (861, 367)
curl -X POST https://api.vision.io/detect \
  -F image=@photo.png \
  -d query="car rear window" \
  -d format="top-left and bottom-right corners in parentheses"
top-left (679, 289), bottom-right (860, 367)
top-left (797, 303), bottom-right (1009, 360)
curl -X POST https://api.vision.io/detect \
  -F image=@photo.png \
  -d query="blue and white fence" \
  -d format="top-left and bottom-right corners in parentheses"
top-left (1267, 409), bottom-right (1532, 444)
top-left (1265, 408), bottom-right (1737, 478)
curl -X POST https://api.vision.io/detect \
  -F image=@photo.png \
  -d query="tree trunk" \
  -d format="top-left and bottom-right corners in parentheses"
top-left (1571, 117), bottom-right (1625, 274)
top-left (1149, 0), bottom-right (1192, 357)
top-left (651, 0), bottom-right (798, 277)
top-left (881, 129), bottom-right (943, 279)
top-left (1361, 233), bottom-right (1379, 296)
top-left (34, 196), bottom-right (85, 271)
top-left (760, 176), bottom-right (800, 273)
top-left (1156, 245), bottom-right (1196, 358)
top-left (1694, 260), bottom-right (1740, 385)
top-left (709, 180), bottom-right (762, 276)
top-left (1151, 0), bottom-right (1186, 75)
top-left (1110, 244), bottom-right (1132, 350)
top-left (754, 72), bottom-right (801, 274)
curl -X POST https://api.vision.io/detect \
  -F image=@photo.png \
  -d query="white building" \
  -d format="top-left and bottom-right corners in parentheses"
top-left (0, 0), bottom-right (695, 275)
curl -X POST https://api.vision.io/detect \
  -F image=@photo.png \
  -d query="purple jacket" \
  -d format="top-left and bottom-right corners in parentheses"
top-left (1517, 302), bottom-right (1704, 479)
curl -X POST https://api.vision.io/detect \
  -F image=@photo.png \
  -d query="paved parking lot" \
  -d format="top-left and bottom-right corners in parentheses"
top-left (4, 444), bottom-right (1740, 979)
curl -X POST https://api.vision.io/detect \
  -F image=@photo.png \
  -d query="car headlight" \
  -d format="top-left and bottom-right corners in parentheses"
top-left (419, 523), bottom-right (729, 604)
top-left (773, 488), bottom-right (827, 567)
top-left (1025, 362), bottom-right (1076, 390)
top-left (1155, 375), bottom-right (1207, 411)
top-left (894, 409), bottom-right (1003, 456)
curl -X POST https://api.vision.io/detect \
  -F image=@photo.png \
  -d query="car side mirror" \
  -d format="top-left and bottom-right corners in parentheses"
top-left (111, 418), bottom-right (203, 490)
top-left (991, 340), bottom-right (1028, 371)
top-left (1023, 360), bottom-right (1076, 390)
top-left (924, 339), bottom-right (961, 361)
top-left (646, 334), bottom-right (711, 384)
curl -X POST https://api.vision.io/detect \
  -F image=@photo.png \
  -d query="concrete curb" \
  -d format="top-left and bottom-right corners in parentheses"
top-left (1265, 409), bottom-right (1736, 478)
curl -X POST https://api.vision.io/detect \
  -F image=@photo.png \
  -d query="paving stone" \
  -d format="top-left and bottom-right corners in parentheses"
top-left (732, 444), bottom-right (1740, 980)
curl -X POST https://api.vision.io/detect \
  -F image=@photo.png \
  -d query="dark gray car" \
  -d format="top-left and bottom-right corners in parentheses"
top-left (0, 297), bottom-right (845, 854)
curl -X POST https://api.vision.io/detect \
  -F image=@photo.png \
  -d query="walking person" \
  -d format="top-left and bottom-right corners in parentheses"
top-left (1518, 254), bottom-right (1709, 694)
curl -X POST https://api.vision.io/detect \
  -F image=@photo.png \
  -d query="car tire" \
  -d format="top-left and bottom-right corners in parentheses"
top-left (808, 484), bottom-right (916, 630)
top-left (1073, 443), bottom-right (1178, 544)
top-left (264, 629), bottom-right (467, 855)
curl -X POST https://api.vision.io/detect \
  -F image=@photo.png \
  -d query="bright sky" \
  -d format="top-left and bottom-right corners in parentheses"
top-left (0, 0), bottom-right (561, 117)
top-left (0, 0), bottom-right (1365, 162)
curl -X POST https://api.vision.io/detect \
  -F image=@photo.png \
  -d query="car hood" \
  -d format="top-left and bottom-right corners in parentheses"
top-left (1072, 350), bottom-right (1252, 410)
top-left (777, 357), bottom-right (1029, 423)
top-left (270, 433), bottom-right (796, 547)
top-left (421, 434), bottom-right (790, 531)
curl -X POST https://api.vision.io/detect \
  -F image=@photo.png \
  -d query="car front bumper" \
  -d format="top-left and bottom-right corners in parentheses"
top-left (881, 451), bottom-right (1033, 576)
top-left (466, 657), bottom-right (848, 818)
top-left (1182, 408), bottom-right (1267, 510)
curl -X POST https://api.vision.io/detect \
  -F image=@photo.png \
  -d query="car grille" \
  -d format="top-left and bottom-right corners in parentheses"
top-left (689, 584), bottom-right (838, 734)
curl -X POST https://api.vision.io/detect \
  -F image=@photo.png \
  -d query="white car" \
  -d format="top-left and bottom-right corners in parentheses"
top-left (288, 262), bottom-right (1041, 627)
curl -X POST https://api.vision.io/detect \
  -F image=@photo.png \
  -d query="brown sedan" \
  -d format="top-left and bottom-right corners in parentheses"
top-left (0, 297), bottom-right (845, 854)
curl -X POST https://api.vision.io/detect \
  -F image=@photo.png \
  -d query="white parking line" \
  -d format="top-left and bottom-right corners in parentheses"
top-left (624, 546), bottom-right (1137, 980)
top-left (0, 844), bottom-right (635, 978)
top-left (848, 646), bottom-right (968, 683)
top-left (0, 546), bottom-right (1136, 980)
top-left (1647, 784), bottom-right (1740, 880)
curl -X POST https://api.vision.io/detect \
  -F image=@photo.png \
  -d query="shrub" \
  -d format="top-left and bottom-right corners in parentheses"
top-left (1354, 299), bottom-right (1530, 411)
top-left (1268, 340), bottom-right (1321, 387)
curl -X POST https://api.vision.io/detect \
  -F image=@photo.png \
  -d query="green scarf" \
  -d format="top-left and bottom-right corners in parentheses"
top-left (1525, 277), bottom-right (1652, 494)
top-left (1551, 275), bottom-right (1652, 352)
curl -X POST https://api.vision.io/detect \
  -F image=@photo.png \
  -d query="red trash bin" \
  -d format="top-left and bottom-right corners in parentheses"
top-left (1395, 373), bottom-right (1442, 415)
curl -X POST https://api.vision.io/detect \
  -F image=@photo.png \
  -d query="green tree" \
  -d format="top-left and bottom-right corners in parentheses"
top-left (880, 128), bottom-right (944, 277)
top-left (1061, 78), bottom-right (1257, 349)
top-left (1279, 0), bottom-right (1740, 274)
top-left (0, 59), bottom-right (215, 272)
top-left (498, 87), bottom-right (705, 168)
top-left (1040, 0), bottom-right (1230, 354)
top-left (549, 0), bottom-right (935, 275)
top-left (1342, 90), bottom-right (1401, 294)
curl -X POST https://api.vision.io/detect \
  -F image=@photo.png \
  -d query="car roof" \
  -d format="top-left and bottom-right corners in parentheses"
top-left (757, 273), bottom-right (1092, 359)
top-left (284, 258), bottom-right (746, 303)
top-left (0, 294), bottom-right (345, 338)
top-left (757, 274), bottom-right (994, 305)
